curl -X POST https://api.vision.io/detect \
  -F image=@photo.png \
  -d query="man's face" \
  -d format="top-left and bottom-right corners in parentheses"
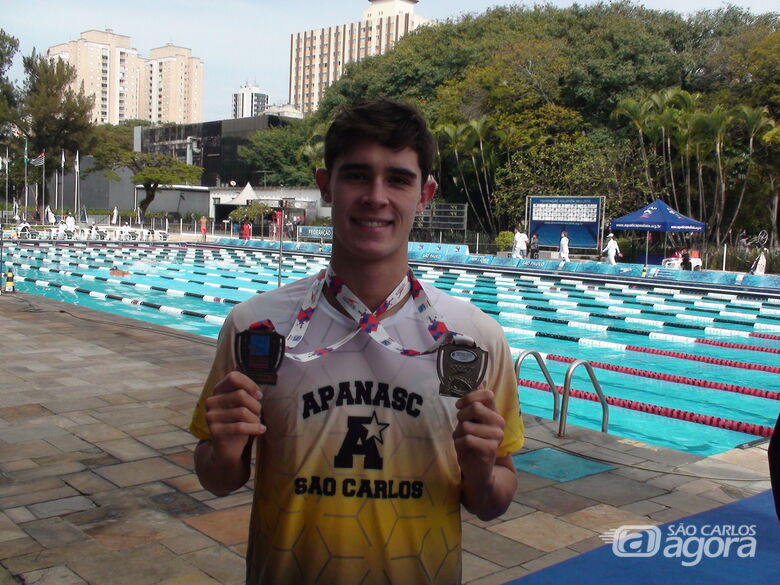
top-left (317, 140), bottom-right (436, 268)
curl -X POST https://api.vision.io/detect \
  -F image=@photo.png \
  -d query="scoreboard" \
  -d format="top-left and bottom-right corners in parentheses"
top-left (526, 196), bottom-right (604, 249)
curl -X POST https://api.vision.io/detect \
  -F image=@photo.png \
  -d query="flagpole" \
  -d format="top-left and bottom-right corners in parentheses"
top-left (23, 138), bottom-right (28, 218)
top-left (74, 150), bottom-right (79, 217)
top-left (4, 147), bottom-right (8, 218)
top-left (41, 154), bottom-right (46, 223)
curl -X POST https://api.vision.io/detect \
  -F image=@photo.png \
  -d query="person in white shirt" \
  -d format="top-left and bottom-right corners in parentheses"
top-left (751, 248), bottom-right (768, 275)
top-left (559, 230), bottom-right (570, 262)
top-left (512, 225), bottom-right (529, 259)
top-left (602, 233), bottom-right (622, 265)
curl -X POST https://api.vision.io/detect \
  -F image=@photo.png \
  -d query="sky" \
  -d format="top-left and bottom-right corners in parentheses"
top-left (3, 0), bottom-right (777, 122)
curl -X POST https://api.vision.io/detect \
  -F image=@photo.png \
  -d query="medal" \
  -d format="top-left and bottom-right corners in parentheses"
top-left (234, 321), bottom-right (285, 385)
top-left (436, 335), bottom-right (488, 398)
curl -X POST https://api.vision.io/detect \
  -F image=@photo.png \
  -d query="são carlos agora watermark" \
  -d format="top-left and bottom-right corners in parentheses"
top-left (600, 523), bottom-right (757, 567)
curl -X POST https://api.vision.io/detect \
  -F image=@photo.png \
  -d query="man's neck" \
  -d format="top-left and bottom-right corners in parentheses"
top-left (326, 257), bottom-right (411, 316)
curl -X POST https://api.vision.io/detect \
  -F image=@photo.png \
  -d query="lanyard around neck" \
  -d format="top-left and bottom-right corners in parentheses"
top-left (284, 265), bottom-right (453, 362)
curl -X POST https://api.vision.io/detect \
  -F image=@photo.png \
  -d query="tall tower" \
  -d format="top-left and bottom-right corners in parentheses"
top-left (232, 84), bottom-right (269, 118)
top-left (144, 45), bottom-right (204, 125)
top-left (48, 31), bottom-right (203, 125)
top-left (48, 29), bottom-right (145, 125)
top-left (289, 0), bottom-right (429, 115)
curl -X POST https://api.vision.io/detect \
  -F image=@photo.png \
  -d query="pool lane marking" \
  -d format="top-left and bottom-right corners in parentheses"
top-left (14, 275), bottom-right (226, 325)
top-left (517, 378), bottom-right (773, 437)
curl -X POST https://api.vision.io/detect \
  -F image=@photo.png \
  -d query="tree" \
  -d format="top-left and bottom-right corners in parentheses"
top-left (0, 29), bottom-right (19, 141)
top-left (15, 51), bottom-right (95, 209)
top-left (238, 122), bottom-right (315, 187)
top-left (90, 120), bottom-right (202, 214)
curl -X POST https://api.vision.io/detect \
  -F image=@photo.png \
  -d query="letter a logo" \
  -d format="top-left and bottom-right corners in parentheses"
top-left (334, 412), bottom-right (388, 470)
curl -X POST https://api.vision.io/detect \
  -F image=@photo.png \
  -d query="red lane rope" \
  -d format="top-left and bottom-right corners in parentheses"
top-left (626, 345), bottom-right (780, 374)
top-left (519, 379), bottom-right (773, 437)
top-left (750, 331), bottom-right (780, 341)
top-left (545, 354), bottom-right (780, 401)
top-left (695, 338), bottom-right (780, 354)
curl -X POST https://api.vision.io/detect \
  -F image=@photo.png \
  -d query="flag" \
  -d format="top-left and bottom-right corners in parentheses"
top-left (74, 150), bottom-right (79, 173)
top-left (30, 152), bottom-right (45, 167)
top-left (61, 150), bottom-right (65, 169)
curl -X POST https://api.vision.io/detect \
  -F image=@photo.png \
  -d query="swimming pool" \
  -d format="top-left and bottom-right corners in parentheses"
top-left (5, 241), bottom-right (779, 456)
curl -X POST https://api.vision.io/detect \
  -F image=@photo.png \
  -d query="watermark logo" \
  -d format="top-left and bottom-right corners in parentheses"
top-left (600, 524), bottom-right (757, 567)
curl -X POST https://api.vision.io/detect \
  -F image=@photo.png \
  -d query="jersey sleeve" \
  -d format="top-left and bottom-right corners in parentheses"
top-left (487, 325), bottom-right (525, 457)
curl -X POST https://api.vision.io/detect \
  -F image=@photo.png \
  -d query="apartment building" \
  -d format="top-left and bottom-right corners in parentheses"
top-left (48, 30), bottom-right (203, 125)
top-left (232, 84), bottom-right (269, 118)
top-left (289, 0), bottom-right (430, 114)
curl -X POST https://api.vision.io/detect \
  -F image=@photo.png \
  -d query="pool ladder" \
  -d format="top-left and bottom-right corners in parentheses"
top-left (514, 350), bottom-right (609, 438)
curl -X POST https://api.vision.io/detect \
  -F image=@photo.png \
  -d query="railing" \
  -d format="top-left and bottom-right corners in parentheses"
top-left (514, 350), bottom-right (559, 419)
top-left (558, 359), bottom-right (609, 437)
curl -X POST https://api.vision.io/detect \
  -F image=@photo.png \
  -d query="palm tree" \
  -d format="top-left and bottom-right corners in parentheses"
top-left (612, 98), bottom-right (655, 197)
top-left (723, 105), bottom-right (775, 238)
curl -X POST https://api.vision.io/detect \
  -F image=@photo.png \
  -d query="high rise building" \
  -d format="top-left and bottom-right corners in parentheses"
top-left (47, 30), bottom-right (203, 125)
top-left (144, 45), bottom-right (204, 124)
top-left (232, 84), bottom-right (269, 118)
top-left (289, 0), bottom-right (430, 114)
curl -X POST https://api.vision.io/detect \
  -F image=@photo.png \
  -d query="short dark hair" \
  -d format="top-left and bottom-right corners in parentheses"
top-left (323, 99), bottom-right (435, 181)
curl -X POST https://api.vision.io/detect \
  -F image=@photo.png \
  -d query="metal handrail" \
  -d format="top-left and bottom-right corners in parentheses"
top-left (558, 359), bottom-right (609, 437)
top-left (514, 350), bottom-right (560, 420)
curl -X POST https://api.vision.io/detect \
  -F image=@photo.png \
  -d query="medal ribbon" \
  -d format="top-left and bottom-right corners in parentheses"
top-left (284, 264), bottom-right (453, 362)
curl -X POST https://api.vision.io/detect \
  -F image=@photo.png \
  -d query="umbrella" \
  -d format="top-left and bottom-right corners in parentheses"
top-left (610, 199), bottom-right (705, 265)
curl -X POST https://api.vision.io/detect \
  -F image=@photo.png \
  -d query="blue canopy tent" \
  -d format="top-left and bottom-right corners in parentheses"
top-left (610, 199), bottom-right (705, 265)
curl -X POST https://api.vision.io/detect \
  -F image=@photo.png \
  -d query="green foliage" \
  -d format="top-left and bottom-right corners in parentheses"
top-left (238, 122), bottom-right (314, 187)
top-left (494, 231), bottom-right (514, 252)
top-left (0, 29), bottom-right (19, 139)
top-left (228, 202), bottom-right (270, 223)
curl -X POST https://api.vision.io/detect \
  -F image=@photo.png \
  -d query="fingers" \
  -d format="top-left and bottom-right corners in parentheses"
top-left (205, 370), bottom-right (266, 438)
top-left (452, 386), bottom-right (505, 441)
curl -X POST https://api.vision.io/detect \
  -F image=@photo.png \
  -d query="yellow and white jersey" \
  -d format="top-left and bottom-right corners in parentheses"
top-left (190, 275), bottom-right (524, 585)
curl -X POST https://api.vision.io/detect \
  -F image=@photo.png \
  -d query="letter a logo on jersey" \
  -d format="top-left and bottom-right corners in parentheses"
top-left (334, 412), bottom-right (388, 470)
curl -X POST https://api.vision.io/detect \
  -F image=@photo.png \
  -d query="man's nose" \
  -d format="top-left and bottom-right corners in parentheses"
top-left (361, 177), bottom-right (389, 205)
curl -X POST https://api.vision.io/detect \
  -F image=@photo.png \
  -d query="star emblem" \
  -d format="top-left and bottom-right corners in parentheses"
top-left (362, 412), bottom-right (389, 444)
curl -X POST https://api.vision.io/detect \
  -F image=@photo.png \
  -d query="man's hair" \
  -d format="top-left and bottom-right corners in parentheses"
top-left (324, 99), bottom-right (436, 181)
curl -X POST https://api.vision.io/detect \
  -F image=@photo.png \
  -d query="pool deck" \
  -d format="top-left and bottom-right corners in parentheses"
top-left (0, 292), bottom-right (772, 585)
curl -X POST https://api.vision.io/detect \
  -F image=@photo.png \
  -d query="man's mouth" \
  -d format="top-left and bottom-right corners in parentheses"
top-left (354, 219), bottom-right (392, 227)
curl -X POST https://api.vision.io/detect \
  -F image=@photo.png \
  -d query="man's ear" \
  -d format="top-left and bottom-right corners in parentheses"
top-left (416, 176), bottom-right (437, 213)
top-left (315, 168), bottom-right (332, 203)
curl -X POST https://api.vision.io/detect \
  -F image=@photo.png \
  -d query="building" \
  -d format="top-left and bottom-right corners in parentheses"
top-left (47, 30), bottom-right (203, 125)
top-left (289, 0), bottom-right (430, 114)
top-left (144, 45), bottom-right (204, 124)
top-left (232, 84), bottom-right (269, 118)
top-left (135, 113), bottom-right (301, 188)
top-left (48, 30), bottom-right (145, 125)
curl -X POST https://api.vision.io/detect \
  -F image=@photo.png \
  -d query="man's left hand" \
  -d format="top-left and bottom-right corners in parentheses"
top-left (452, 386), bottom-right (505, 488)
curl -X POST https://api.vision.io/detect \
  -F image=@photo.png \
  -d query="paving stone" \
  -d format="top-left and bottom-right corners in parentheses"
top-left (4, 506), bottom-right (35, 524)
top-left (181, 545), bottom-right (247, 585)
top-left (155, 572), bottom-right (222, 585)
top-left (560, 503), bottom-right (655, 533)
top-left (164, 473), bottom-right (203, 493)
top-left (150, 491), bottom-right (211, 517)
top-left (62, 470), bottom-right (117, 494)
top-left (71, 423), bottom-right (129, 443)
top-left (0, 486), bottom-right (79, 510)
top-left (465, 501), bottom-right (534, 528)
top-left (649, 491), bottom-right (723, 514)
top-left (162, 528), bottom-right (218, 555)
top-left (68, 543), bottom-right (196, 585)
top-left (465, 564), bottom-right (530, 585)
top-left (27, 496), bottom-right (95, 519)
top-left (514, 486), bottom-right (598, 516)
top-left (44, 434), bottom-right (96, 453)
top-left (521, 547), bottom-right (580, 574)
top-left (0, 536), bottom-right (43, 560)
top-left (184, 505), bottom-right (251, 547)
top-left (95, 437), bottom-right (159, 462)
top-left (461, 551), bottom-right (503, 583)
top-left (557, 472), bottom-right (666, 506)
top-left (137, 429), bottom-right (195, 450)
top-left (462, 522), bottom-right (544, 567)
top-left (22, 517), bottom-right (88, 548)
top-left (0, 511), bottom-right (26, 543)
top-left (20, 565), bottom-right (87, 585)
top-left (488, 512), bottom-right (595, 553)
top-left (94, 458), bottom-right (187, 487)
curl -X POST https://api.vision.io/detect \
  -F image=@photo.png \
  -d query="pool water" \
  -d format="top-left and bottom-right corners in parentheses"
top-left (5, 241), bottom-right (779, 456)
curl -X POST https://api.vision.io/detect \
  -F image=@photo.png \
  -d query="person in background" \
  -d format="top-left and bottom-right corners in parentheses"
top-left (680, 249), bottom-right (692, 271)
top-left (559, 230), bottom-right (570, 262)
top-left (189, 99), bottom-right (524, 585)
top-left (242, 220), bottom-right (251, 241)
top-left (199, 216), bottom-right (208, 242)
top-left (529, 233), bottom-right (540, 259)
top-left (512, 224), bottom-right (528, 259)
top-left (601, 233), bottom-right (622, 265)
top-left (750, 248), bottom-right (768, 275)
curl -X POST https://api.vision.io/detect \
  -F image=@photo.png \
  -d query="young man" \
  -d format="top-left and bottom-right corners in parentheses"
top-left (559, 230), bottom-right (570, 262)
top-left (189, 100), bottom-right (524, 585)
top-left (601, 233), bottom-right (622, 265)
top-left (512, 224), bottom-right (528, 259)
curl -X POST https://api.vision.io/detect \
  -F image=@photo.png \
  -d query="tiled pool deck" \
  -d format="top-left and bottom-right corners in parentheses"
top-left (0, 292), bottom-right (771, 585)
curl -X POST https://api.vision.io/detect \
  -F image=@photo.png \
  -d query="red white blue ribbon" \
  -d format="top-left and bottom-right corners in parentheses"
top-left (284, 264), bottom-right (453, 362)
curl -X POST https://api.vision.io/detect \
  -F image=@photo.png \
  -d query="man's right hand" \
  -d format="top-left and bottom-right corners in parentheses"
top-left (204, 371), bottom-right (266, 464)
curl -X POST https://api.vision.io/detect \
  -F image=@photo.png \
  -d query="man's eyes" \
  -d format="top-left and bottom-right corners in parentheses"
top-left (342, 172), bottom-right (413, 186)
